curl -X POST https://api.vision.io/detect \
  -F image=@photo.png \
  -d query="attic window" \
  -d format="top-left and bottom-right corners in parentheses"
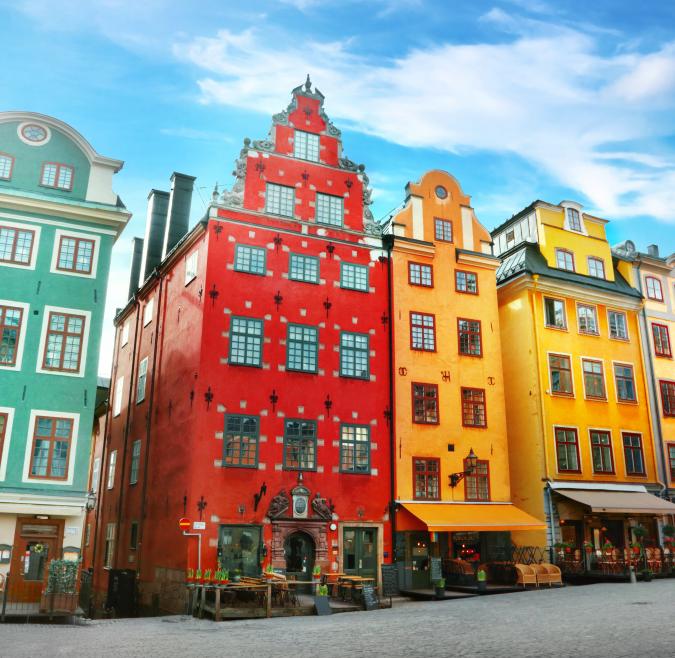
top-left (0, 153), bottom-right (14, 180)
top-left (294, 130), bottom-right (319, 162)
top-left (505, 230), bottom-right (515, 244)
top-left (566, 208), bottom-right (582, 232)
top-left (40, 163), bottom-right (73, 191)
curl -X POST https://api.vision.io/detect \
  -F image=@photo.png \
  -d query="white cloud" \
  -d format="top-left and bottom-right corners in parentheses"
top-left (173, 18), bottom-right (675, 223)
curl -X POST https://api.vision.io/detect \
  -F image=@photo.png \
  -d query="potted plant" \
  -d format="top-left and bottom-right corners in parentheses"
top-left (662, 524), bottom-right (675, 554)
top-left (630, 541), bottom-right (641, 556)
top-left (602, 540), bottom-right (613, 555)
top-left (583, 541), bottom-right (593, 553)
top-left (641, 568), bottom-right (653, 582)
top-left (434, 578), bottom-right (446, 600)
top-left (312, 565), bottom-right (322, 582)
top-left (203, 568), bottom-right (212, 585)
top-left (232, 568), bottom-right (242, 583)
top-left (264, 564), bottom-right (275, 580)
top-left (186, 567), bottom-right (195, 584)
top-left (195, 568), bottom-right (203, 585)
top-left (476, 569), bottom-right (487, 594)
top-left (220, 569), bottom-right (230, 585)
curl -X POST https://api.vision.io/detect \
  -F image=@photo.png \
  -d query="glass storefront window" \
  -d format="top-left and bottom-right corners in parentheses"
top-left (217, 525), bottom-right (261, 576)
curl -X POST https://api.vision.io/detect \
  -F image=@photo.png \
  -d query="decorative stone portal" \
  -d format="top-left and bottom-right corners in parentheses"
top-left (270, 520), bottom-right (329, 569)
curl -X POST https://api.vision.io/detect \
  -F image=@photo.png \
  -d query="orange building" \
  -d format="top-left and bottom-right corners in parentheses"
top-left (384, 171), bottom-right (543, 590)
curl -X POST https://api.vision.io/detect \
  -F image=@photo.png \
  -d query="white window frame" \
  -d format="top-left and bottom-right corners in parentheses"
top-left (607, 309), bottom-right (629, 341)
top-left (121, 321), bottom-right (130, 347)
top-left (113, 376), bottom-right (124, 417)
top-left (293, 130), bottom-right (320, 162)
top-left (91, 456), bottom-right (101, 491)
top-left (185, 251), bottom-right (198, 286)
top-left (136, 357), bottom-right (148, 404)
top-left (587, 256), bottom-right (605, 279)
top-left (49, 229), bottom-right (100, 279)
top-left (0, 219), bottom-right (41, 270)
top-left (35, 305), bottom-right (91, 378)
top-left (0, 406), bottom-right (15, 481)
top-left (0, 299), bottom-right (30, 371)
top-left (316, 193), bottom-right (344, 227)
top-left (143, 298), bottom-right (154, 327)
top-left (576, 303), bottom-right (599, 336)
top-left (104, 523), bottom-right (116, 569)
top-left (561, 201), bottom-right (587, 235)
top-left (612, 360), bottom-right (639, 404)
top-left (543, 296), bottom-right (567, 330)
top-left (107, 449), bottom-right (117, 490)
top-left (580, 356), bottom-right (608, 401)
top-left (21, 409), bottom-right (80, 486)
top-left (265, 183), bottom-right (295, 218)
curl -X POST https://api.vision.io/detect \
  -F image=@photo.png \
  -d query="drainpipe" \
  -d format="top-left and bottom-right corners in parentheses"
top-left (384, 236), bottom-right (396, 564)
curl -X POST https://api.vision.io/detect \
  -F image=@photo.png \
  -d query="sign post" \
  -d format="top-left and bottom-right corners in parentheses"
top-left (179, 518), bottom-right (202, 571)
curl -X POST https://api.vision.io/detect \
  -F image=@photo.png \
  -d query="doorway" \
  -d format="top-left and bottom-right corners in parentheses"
top-left (344, 527), bottom-right (378, 582)
top-left (284, 531), bottom-right (315, 582)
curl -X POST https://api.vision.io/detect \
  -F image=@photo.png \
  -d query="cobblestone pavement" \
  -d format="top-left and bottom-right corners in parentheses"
top-left (2, 581), bottom-right (674, 658)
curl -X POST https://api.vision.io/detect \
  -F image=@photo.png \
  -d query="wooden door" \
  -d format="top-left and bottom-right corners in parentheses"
top-left (344, 527), bottom-right (378, 583)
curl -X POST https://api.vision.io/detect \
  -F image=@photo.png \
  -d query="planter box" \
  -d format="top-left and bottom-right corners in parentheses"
top-left (40, 591), bottom-right (79, 614)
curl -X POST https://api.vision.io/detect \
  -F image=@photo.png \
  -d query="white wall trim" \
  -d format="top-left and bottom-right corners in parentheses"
top-left (0, 406), bottom-right (15, 481)
top-left (0, 210), bottom-right (118, 237)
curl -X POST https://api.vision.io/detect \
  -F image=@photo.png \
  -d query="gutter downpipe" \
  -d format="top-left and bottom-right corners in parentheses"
top-left (384, 234), bottom-right (396, 567)
top-left (529, 275), bottom-right (556, 559)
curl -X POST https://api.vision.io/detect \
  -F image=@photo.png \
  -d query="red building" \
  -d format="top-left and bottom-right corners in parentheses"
top-left (91, 79), bottom-right (392, 614)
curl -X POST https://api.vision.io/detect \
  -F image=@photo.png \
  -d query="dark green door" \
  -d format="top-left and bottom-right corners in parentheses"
top-left (343, 527), bottom-right (378, 582)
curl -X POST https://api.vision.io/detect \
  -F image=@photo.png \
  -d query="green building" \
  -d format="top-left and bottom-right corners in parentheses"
top-left (0, 112), bottom-right (129, 604)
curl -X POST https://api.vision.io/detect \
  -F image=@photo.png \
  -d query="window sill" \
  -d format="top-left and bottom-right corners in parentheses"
top-left (544, 325), bottom-right (568, 332)
top-left (578, 331), bottom-right (600, 337)
top-left (609, 336), bottom-right (630, 342)
top-left (550, 391), bottom-right (575, 398)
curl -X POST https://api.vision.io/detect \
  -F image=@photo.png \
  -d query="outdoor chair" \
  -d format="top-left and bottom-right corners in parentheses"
top-left (540, 563), bottom-right (563, 586)
top-left (531, 563), bottom-right (556, 586)
top-left (514, 564), bottom-right (537, 588)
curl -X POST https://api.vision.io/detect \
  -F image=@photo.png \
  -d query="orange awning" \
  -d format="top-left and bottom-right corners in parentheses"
top-left (400, 502), bottom-right (546, 532)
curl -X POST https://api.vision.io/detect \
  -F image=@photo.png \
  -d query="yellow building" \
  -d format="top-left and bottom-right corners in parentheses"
top-left (385, 171), bottom-right (543, 590)
top-left (492, 200), bottom-right (675, 557)
top-left (613, 242), bottom-right (675, 500)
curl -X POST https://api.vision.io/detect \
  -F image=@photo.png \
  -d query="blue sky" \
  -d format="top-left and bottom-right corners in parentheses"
top-left (2, 0), bottom-right (675, 374)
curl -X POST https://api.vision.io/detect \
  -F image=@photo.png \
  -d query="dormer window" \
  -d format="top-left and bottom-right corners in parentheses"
top-left (294, 130), bottom-right (319, 162)
top-left (0, 153), bottom-right (14, 180)
top-left (566, 208), bottom-right (582, 231)
top-left (40, 163), bottom-right (73, 191)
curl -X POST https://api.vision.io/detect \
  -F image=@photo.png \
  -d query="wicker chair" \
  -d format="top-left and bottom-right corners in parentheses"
top-left (514, 564), bottom-right (537, 588)
top-left (540, 563), bottom-right (563, 586)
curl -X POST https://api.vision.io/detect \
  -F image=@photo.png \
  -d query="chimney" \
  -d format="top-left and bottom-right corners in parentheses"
top-left (139, 189), bottom-right (170, 284)
top-left (647, 244), bottom-right (659, 258)
top-left (162, 172), bottom-right (196, 258)
top-left (127, 237), bottom-right (144, 300)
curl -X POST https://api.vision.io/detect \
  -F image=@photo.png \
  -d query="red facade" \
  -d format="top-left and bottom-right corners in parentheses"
top-left (92, 80), bottom-right (392, 614)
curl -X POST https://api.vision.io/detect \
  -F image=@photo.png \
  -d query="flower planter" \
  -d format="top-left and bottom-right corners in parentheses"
top-left (40, 591), bottom-right (78, 614)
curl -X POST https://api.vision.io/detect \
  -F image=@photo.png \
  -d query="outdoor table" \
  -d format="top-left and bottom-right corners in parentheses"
top-left (337, 576), bottom-right (375, 602)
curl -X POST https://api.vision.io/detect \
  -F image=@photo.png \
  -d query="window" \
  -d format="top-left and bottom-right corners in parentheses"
top-left (289, 253), bottom-right (319, 283)
top-left (340, 425), bottom-right (370, 474)
top-left (555, 248), bottom-right (575, 272)
top-left (294, 130), bottom-right (319, 161)
top-left (113, 377), bottom-right (124, 417)
top-left (316, 193), bottom-right (344, 227)
top-left (29, 416), bottom-right (73, 480)
top-left (582, 359), bottom-right (606, 399)
top-left (645, 276), bottom-right (663, 301)
top-left (623, 433), bottom-right (645, 475)
top-left (566, 208), bottom-right (582, 232)
top-left (412, 383), bottom-right (438, 424)
top-left (185, 251), bottom-right (198, 285)
top-left (0, 305), bottom-right (23, 366)
top-left (0, 225), bottom-right (34, 265)
top-left (577, 304), bottom-right (599, 335)
top-left (544, 297), bottom-right (566, 329)
top-left (0, 412), bottom-right (7, 469)
top-left (129, 440), bottom-right (141, 485)
top-left (340, 262), bottom-right (369, 291)
top-left (223, 414), bottom-right (259, 468)
top-left (408, 262), bottom-right (433, 287)
top-left (121, 321), bottom-right (130, 347)
top-left (652, 323), bottom-right (672, 357)
top-left (434, 218), bottom-right (452, 242)
top-left (218, 525), bottom-right (262, 577)
top-left (339, 332), bottom-right (369, 379)
top-left (461, 388), bottom-right (487, 427)
top-left (136, 357), bottom-right (148, 403)
top-left (465, 460), bottom-right (490, 501)
top-left (129, 521), bottom-right (139, 551)
top-left (40, 163), bottom-right (73, 190)
top-left (283, 419), bottom-right (316, 470)
top-left (85, 524), bottom-right (91, 548)
top-left (668, 443), bottom-right (675, 481)
top-left (91, 457), bottom-right (101, 491)
top-left (107, 450), bottom-right (117, 489)
top-left (286, 324), bottom-right (318, 373)
top-left (505, 229), bottom-right (515, 245)
top-left (0, 153), bottom-right (14, 180)
top-left (456, 271), bottom-right (478, 294)
top-left (104, 524), bottom-right (116, 569)
top-left (614, 363), bottom-right (636, 402)
top-left (608, 311), bottom-right (628, 340)
top-left (56, 236), bottom-right (95, 274)
top-left (410, 312), bottom-right (436, 351)
top-left (549, 353), bottom-right (573, 395)
top-left (661, 381), bottom-right (675, 417)
top-left (266, 183), bottom-right (295, 217)
top-left (229, 317), bottom-right (263, 367)
top-left (555, 427), bottom-right (580, 472)
top-left (42, 312), bottom-right (85, 372)
top-left (413, 458), bottom-right (440, 500)
top-left (143, 298), bottom-right (154, 326)
top-left (588, 257), bottom-right (605, 279)
top-left (234, 244), bottom-right (266, 276)
top-left (590, 430), bottom-right (614, 473)
top-left (458, 318), bottom-right (482, 356)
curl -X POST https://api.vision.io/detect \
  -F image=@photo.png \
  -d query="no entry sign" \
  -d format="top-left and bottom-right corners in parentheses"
top-left (178, 518), bottom-right (191, 531)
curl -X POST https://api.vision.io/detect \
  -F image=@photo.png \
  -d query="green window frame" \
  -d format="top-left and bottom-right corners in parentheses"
top-left (229, 317), bottom-right (263, 367)
top-left (234, 244), bottom-right (267, 275)
top-left (286, 324), bottom-right (318, 373)
top-left (316, 193), bottom-right (343, 227)
top-left (340, 332), bottom-right (369, 379)
top-left (340, 424), bottom-right (370, 474)
top-left (340, 262), bottom-right (369, 292)
top-left (283, 419), bottom-right (317, 471)
top-left (223, 414), bottom-right (259, 468)
top-left (289, 253), bottom-right (319, 283)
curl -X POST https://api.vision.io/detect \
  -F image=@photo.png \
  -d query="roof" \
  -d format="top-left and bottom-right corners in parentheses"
top-left (490, 200), bottom-right (543, 236)
top-left (496, 242), bottom-right (642, 299)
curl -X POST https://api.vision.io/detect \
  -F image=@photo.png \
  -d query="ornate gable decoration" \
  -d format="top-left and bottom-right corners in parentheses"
top-left (266, 486), bottom-right (334, 521)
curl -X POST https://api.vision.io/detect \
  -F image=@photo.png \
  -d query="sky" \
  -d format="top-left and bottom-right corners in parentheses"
top-left (1, 0), bottom-right (675, 376)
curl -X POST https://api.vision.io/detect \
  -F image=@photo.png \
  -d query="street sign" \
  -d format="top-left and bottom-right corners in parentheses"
top-left (193, 521), bottom-right (206, 530)
top-left (178, 518), bottom-right (191, 531)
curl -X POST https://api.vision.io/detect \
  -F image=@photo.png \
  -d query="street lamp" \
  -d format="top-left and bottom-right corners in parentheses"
top-left (85, 489), bottom-right (97, 512)
top-left (448, 448), bottom-right (478, 488)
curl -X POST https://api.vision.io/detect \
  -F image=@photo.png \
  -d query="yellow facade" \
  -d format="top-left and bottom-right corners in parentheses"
top-left (495, 201), bottom-right (663, 549)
